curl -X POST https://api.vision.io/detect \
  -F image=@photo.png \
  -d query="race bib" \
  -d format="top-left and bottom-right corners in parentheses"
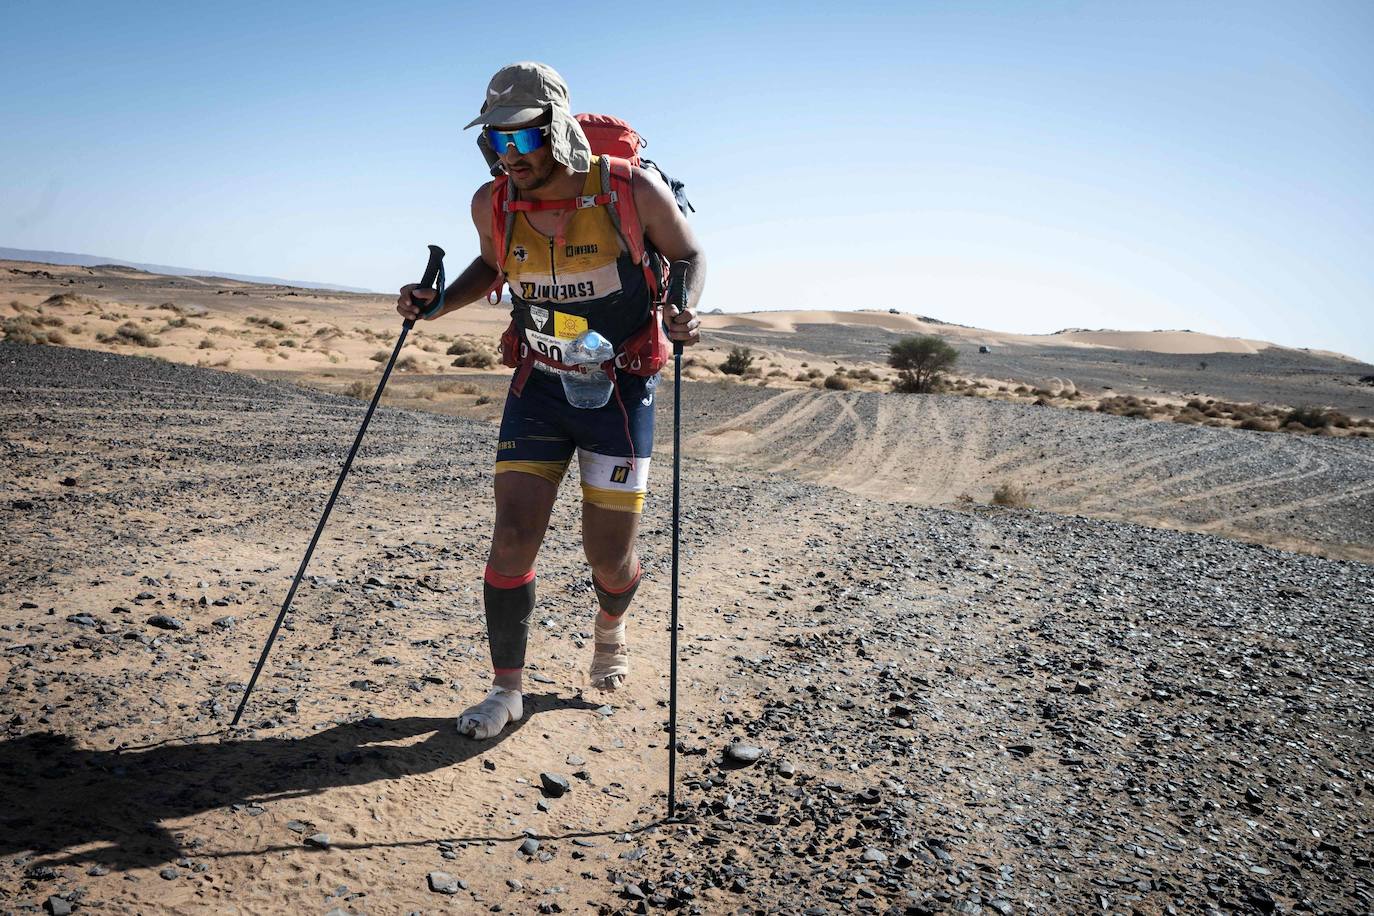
top-left (524, 308), bottom-right (590, 373)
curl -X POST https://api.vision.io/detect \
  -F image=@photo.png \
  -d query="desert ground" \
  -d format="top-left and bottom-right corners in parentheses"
top-left (2, 261), bottom-right (1372, 914)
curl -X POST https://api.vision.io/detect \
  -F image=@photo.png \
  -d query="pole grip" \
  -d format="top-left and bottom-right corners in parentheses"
top-left (666, 260), bottom-right (691, 356)
top-left (406, 244), bottom-right (446, 328)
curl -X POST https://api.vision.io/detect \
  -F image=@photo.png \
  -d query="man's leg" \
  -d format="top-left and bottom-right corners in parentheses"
top-left (457, 469), bottom-right (560, 738)
top-left (458, 377), bottom-right (571, 739)
top-left (583, 503), bottom-right (643, 690)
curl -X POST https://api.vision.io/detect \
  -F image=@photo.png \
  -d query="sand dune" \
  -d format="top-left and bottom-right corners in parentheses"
top-left (702, 308), bottom-right (1306, 356)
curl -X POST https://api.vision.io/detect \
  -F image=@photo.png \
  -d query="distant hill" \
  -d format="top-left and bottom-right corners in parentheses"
top-left (0, 247), bottom-right (372, 294)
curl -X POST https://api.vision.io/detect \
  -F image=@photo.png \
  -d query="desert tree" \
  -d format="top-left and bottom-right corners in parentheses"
top-left (889, 335), bottom-right (957, 393)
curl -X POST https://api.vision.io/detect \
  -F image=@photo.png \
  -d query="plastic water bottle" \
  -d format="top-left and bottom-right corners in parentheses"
top-left (561, 330), bottom-right (615, 408)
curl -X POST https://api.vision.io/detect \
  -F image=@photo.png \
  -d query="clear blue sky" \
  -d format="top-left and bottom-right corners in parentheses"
top-left (3, 1), bottom-right (1371, 361)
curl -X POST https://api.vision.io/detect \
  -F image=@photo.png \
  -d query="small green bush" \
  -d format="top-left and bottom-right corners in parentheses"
top-left (115, 322), bottom-right (160, 347)
top-left (720, 346), bottom-right (754, 375)
top-left (452, 350), bottom-right (495, 369)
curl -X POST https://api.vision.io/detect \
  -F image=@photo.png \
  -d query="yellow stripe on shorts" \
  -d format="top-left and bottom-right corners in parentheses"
top-left (495, 459), bottom-right (570, 486)
top-left (581, 483), bottom-right (645, 513)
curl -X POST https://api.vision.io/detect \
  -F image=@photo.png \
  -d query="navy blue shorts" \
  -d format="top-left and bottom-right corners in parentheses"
top-left (495, 370), bottom-right (656, 512)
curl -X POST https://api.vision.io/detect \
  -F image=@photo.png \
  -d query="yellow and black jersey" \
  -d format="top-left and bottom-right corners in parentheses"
top-left (504, 156), bottom-right (653, 369)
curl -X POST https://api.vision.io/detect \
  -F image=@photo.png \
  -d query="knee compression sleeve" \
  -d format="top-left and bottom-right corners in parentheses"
top-left (484, 566), bottom-right (535, 671)
top-left (593, 563), bottom-right (642, 618)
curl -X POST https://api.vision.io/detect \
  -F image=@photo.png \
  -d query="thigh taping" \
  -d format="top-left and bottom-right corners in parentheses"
top-left (579, 449), bottom-right (652, 513)
top-left (483, 565), bottom-right (535, 672)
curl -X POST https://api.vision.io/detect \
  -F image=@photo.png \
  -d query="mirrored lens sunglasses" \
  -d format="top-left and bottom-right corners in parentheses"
top-left (486, 126), bottom-right (548, 155)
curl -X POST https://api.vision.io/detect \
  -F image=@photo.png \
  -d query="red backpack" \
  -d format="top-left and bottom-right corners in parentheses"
top-left (489, 114), bottom-right (693, 387)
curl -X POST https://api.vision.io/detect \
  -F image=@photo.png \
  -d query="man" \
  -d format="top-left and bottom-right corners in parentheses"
top-left (397, 62), bottom-right (705, 739)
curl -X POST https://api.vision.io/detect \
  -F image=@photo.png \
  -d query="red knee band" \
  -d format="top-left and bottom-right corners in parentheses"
top-left (485, 565), bottom-right (535, 589)
top-left (594, 563), bottom-right (642, 596)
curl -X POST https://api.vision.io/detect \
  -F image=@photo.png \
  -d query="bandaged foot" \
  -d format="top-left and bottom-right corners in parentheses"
top-left (590, 614), bottom-right (629, 691)
top-left (456, 687), bottom-right (523, 739)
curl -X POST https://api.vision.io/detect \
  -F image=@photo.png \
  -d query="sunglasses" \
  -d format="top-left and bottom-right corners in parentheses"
top-left (486, 125), bottom-right (548, 155)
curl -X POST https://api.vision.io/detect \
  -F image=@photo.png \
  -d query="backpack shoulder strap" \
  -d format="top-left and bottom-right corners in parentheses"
top-left (486, 176), bottom-right (517, 302)
top-left (600, 156), bottom-right (660, 298)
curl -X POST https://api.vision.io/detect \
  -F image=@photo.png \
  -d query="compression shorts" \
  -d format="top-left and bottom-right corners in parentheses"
top-left (494, 370), bottom-right (655, 513)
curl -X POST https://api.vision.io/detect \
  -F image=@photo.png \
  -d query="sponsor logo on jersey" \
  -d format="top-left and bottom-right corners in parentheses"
top-left (528, 305), bottom-right (550, 329)
top-left (498, 440), bottom-right (516, 451)
top-left (520, 280), bottom-right (596, 301)
top-left (513, 245), bottom-right (528, 263)
top-left (564, 243), bottom-right (598, 257)
top-left (610, 465), bottom-right (631, 484)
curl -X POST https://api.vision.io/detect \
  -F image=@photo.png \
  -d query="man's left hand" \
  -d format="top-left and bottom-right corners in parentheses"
top-left (665, 305), bottom-right (700, 346)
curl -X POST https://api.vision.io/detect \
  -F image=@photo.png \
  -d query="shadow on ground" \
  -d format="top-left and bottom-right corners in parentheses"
top-left (0, 693), bottom-right (599, 872)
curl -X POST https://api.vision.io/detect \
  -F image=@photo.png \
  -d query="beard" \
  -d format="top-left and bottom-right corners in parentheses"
top-left (508, 156), bottom-right (559, 191)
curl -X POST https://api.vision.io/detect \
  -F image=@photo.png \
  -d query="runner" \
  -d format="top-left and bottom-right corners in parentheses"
top-left (397, 62), bottom-right (706, 739)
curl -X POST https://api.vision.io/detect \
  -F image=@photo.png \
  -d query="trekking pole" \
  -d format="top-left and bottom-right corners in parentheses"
top-left (230, 245), bottom-right (446, 728)
top-left (665, 260), bottom-right (691, 817)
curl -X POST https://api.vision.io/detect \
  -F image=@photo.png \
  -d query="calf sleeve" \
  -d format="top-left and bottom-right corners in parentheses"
top-left (593, 563), bottom-right (642, 618)
top-left (484, 565), bottom-right (535, 672)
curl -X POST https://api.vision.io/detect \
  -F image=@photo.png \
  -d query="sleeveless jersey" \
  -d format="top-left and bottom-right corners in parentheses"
top-left (503, 156), bottom-right (653, 373)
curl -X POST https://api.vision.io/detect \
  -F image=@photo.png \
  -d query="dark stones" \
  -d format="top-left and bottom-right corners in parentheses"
top-left (540, 772), bottom-right (571, 797)
top-left (724, 742), bottom-right (763, 766)
top-left (146, 613), bottom-right (182, 630)
top-left (427, 871), bottom-right (461, 895)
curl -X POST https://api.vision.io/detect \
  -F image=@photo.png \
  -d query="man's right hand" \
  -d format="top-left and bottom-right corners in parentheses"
top-left (397, 284), bottom-right (439, 322)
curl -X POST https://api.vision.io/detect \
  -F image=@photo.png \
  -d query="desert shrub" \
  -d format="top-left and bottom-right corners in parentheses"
top-left (889, 335), bottom-right (957, 393)
top-left (115, 323), bottom-right (160, 347)
top-left (256, 338), bottom-right (275, 350)
top-left (344, 380), bottom-right (371, 399)
top-left (395, 355), bottom-right (422, 371)
top-left (991, 483), bottom-right (1028, 508)
top-left (280, 339), bottom-right (297, 348)
top-left (36, 314), bottom-right (65, 327)
top-left (806, 368), bottom-right (824, 379)
top-left (157, 301), bottom-right (182, 312)
top-left (452, 350), bottom-right (495, 369)
top-left (850, 367), bottom-right (880, 382)
top-left (824, 373), bottom-right (851, 390)
top-left (1, 316), bottom-right (40, 344)
top-left (1239, 417), bottom-right (1278, 432)
top-left (720, 346), bottom-right (754, 375)
top-left (247, 316), bottom-right (289, 331)
top-left (767, 369), bottom-right (788, 377)
top-left (370, 350), bottom-right (389, 362)
top-left (46, 330), bottom-right (67, 345)
top-left (1286, 406), bottom-right (1334, 429)
top-left (446, 338), bottom-right (480, 356)
top-left (197, 337), bottom-right (214, 349)
top-left (475, 394), bottom-right (492, 406)
top-left (161, 317), bottom-right (190, 331)
top-left (1359, 374), bottom-right (1374, 387)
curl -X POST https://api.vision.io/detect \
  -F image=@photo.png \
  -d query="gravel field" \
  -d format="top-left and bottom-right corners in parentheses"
top-left (1, 344), bottom-right (1372, 915)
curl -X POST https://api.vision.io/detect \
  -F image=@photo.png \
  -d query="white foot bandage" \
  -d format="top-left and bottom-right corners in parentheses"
top-left (456, 687), bottom-right (523, 739)
top-left (590, 615), bottom-right (629, 691)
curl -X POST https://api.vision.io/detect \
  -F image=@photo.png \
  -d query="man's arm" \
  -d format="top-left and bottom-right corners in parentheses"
top-left (396, 183), bottom-right (501, 322)
top-left (633, 167), bottom-right (706, 344)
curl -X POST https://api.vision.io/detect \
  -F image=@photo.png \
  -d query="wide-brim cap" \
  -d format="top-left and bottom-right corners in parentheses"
top-left (467, 62), bottom-right (590, 172)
